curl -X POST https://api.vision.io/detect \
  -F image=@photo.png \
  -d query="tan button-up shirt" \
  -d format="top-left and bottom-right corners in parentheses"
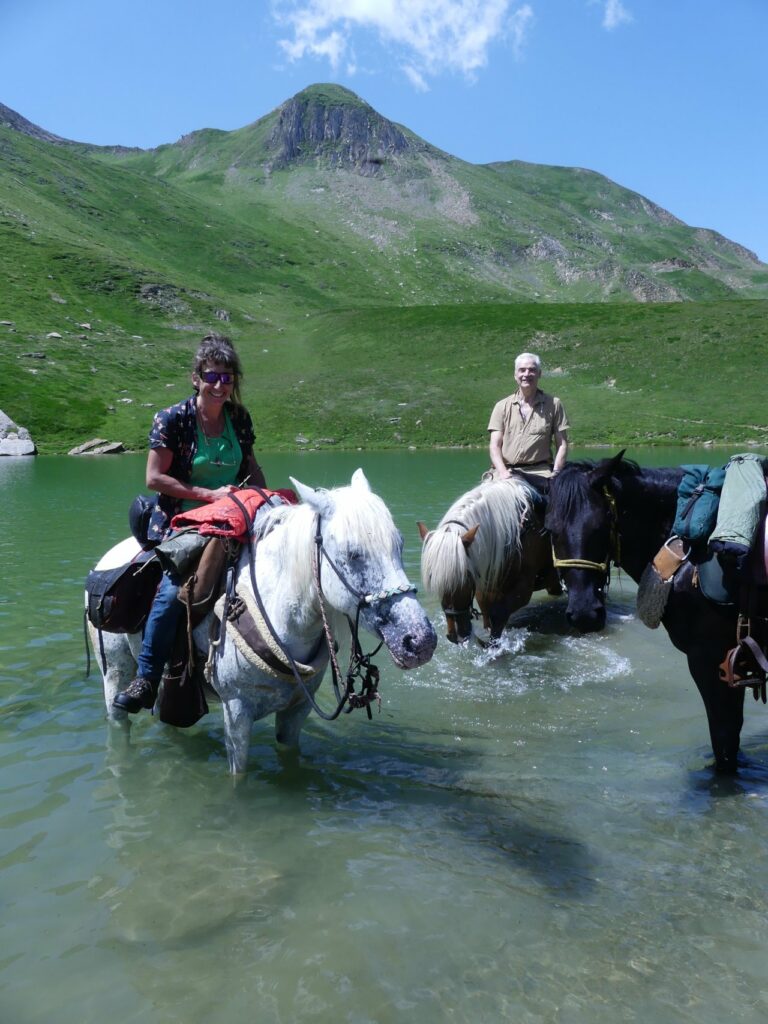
top-left (487, 389), bottom-right (569, 468)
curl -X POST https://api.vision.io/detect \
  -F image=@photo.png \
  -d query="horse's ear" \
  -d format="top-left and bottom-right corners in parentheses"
top-left (461, 524), bottom-right (479, 549)
top-left (289, 477), bottom-right (333, 517)
top-left (588, 450), bottom-right (625, 488)
top-left (417, 521), bottom-right (430, 542)
top-left (351, 468), bottom-right (372, 492)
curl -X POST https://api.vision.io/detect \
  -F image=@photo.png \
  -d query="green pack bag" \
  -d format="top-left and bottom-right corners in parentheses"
top-left (709, 453), bottom-right (768, 558)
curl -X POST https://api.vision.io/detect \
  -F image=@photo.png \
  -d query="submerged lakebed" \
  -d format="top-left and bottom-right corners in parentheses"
top-left (2, 447), bottom-right (768, 1024)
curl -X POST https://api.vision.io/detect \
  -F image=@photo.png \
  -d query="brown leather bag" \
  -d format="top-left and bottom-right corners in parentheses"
top-left (157, 537), bottom-right (233, 728)
top-left (177, 536), bottom-right (231, 624)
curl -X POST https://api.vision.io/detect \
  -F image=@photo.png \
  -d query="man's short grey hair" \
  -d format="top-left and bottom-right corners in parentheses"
top-left (515, 352), bottom-right (542, 372)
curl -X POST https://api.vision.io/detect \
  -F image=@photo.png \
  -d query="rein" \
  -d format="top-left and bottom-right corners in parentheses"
top-left (551, 487), bottom-right (621, 577)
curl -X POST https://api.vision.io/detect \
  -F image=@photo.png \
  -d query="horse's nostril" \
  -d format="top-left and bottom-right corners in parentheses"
top-left (403, 633), bottom-right (416, 652)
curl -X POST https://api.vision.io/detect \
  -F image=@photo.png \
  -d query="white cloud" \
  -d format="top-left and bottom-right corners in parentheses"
top-left (509, 4), bottom-right (534, 57)
top-left (403, 65), bottom-right (430, 92)
top-left (599, 0), bottom-right (632, 30)
top-left (274, 0), bottom-right (532, 84)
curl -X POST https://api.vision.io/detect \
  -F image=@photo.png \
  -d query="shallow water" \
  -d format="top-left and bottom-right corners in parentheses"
top-left (2, 448), bottom-right (768, 1023)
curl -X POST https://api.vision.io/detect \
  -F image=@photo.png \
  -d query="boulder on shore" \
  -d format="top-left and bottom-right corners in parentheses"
top-left (68, 438), bottom-right (125, 456)
top-left (0, 409), bottom-right (36, 456)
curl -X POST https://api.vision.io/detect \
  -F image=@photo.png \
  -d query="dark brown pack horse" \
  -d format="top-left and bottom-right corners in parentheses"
top-left (419, 477), bottom-right (561, 644)
top-left (545, 452), bottom-right (753, 773)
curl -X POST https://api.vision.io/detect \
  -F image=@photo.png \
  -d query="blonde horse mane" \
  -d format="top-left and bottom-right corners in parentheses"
top-left (254, 485), bottom-right (401, 598)
top-left (421, 478), bottom-right (532, 595)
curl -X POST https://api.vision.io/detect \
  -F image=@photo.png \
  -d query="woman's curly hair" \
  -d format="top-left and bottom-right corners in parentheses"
top-left (192, 333), bottom-right (243, 405)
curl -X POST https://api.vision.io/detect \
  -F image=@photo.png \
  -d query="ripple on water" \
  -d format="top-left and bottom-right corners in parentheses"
top-left (412, 625), bottom-right (632, 704)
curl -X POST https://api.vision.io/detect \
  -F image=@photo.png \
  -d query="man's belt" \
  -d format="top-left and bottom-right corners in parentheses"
top-left (504, 460), bottom-right (553, 471)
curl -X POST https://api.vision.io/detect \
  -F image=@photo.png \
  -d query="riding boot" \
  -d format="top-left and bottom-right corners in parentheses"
top-left (113, 676), bottom-right (158, 714)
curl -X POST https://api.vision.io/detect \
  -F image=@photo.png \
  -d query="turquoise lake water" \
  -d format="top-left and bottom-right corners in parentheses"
top-left (2, 447), bottom-right (768, 1024)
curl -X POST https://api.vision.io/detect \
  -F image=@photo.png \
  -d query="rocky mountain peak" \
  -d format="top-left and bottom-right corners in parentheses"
top-left (0, 102), bottom-right (70, 144)
top-left (267, 84), bottom-right (415, 174)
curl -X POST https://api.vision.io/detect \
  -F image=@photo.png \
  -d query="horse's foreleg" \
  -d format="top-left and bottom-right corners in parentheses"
top-left (221, 697), bottom-right (255, 775)
top-left (687, 650), bottom-right (745, 773)
top-left (275, 698), bottom-right (312, 749)
top-left (486, 582), bottom-right (535, 639)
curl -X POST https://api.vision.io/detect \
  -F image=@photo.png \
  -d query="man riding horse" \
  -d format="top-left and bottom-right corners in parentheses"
top-left (487, 352), bottom-right (570, 483)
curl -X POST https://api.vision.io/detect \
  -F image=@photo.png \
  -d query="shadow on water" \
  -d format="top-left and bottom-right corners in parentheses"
top-left (257, 743), bottom-right (601, 902)
top-left (505, 594), bottom-right (636, 635)
top-left (685, 734), bottom-right (768, 803)
top-left (100, 710), bottom-right (599, 903)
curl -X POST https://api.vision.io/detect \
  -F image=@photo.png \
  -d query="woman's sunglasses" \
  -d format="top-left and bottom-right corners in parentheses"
top-left (200, 371), bottom-right (236, 385)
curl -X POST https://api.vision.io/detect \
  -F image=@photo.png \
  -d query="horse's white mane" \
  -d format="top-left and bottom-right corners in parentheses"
top-left (254, 485), bottom-right (401, 596)
top-left (421, 478), bottom-right (532, 594)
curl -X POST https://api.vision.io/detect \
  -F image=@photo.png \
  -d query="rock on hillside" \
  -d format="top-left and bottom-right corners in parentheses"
top-left (0, 409), bottom-right (36, 456)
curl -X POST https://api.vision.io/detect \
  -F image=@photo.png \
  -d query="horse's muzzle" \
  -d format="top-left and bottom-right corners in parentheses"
top-left (565, 603), bottom-right (607, 633)
top-left (385, 623), bottom-right (437, 668)
top-left (376, 597), bottom-right (437, 669)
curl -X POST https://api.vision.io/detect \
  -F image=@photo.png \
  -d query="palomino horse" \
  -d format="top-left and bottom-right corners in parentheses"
top-left (545, 452), bottom-right (749, 773)
top-left (419, 477), bottom-right (561, 644)
top-left (90, 470), bottom-right (437, 773)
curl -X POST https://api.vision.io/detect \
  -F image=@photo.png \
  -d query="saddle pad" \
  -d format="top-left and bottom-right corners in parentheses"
top-left (212, 591), bottom-right (327, 682)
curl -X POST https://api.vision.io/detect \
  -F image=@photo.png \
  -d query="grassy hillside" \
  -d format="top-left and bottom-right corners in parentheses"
top-left (1, 85), bottom-right (767, 454)
top-left (290, 300), bottom-right (768, 450)
top-left (4, 297), bottom-right (766, 454)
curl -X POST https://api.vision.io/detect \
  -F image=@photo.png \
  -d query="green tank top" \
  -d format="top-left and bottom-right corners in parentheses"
top-left (180, 410), bottom-right (243, 511)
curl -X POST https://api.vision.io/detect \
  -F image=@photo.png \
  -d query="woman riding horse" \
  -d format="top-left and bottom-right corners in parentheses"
top-left (114, 333), bottom-right (266, 714)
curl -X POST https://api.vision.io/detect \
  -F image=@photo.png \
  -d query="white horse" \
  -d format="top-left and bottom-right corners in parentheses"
top-left (419, 477), bottom-right (560, 644)
top-left (90, 470), bottom-right (437, 773)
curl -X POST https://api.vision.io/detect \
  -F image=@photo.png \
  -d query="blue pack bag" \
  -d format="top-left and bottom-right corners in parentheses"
top-left (672, 465), bottom-right (726, 544)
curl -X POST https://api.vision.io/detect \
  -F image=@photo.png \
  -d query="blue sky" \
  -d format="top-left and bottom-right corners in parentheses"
top-left (2, 0), bottom-right (766, 261)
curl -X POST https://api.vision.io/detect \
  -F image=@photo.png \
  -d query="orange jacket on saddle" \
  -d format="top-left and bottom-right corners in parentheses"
top-left (170, 488), bottom-right (298, 541)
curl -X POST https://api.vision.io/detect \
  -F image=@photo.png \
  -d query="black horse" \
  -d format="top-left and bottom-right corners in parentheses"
top-left (545, 451), bottom-right (749, 773)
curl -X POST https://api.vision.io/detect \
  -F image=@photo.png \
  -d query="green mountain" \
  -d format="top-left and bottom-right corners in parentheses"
top-left (1, 84), bottom-right (766, 453)
top-left (88, 83), bottom-right (767, 304)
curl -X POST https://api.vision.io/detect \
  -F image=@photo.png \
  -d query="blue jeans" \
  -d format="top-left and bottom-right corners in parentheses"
top-left (137, 571), bottom-right (184, 682)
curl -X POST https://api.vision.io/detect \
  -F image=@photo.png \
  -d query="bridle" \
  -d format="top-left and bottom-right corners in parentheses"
top-left (550, 487), bottom-right (621, 581)
top-left (223, 490), bottom-right (418, 721)
top-left (443, 596), bottom-right (481, 644)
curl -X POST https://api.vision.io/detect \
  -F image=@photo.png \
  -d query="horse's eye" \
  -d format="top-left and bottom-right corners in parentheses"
top-left (347, 549), bottom-right (364, 562)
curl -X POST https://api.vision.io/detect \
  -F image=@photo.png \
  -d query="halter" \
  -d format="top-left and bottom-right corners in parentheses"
top-left (312, 514), bottom-right (418, 610)
top-left (551, 487), bottom-right (621, 578)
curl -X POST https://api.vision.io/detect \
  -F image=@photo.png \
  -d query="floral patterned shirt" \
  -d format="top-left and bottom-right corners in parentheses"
top-left (147, 394), bottom-right (256, 541)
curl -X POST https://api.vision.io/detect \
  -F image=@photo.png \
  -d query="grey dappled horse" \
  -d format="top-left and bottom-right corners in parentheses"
top-left (90, 470), bottom-right (437, 773)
